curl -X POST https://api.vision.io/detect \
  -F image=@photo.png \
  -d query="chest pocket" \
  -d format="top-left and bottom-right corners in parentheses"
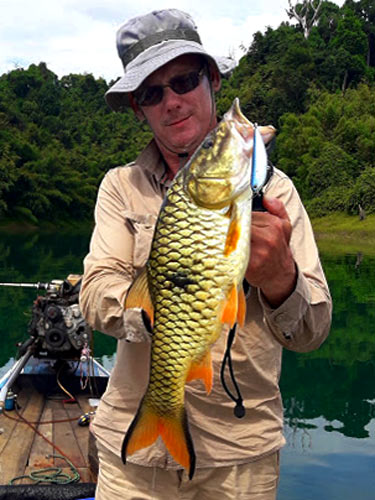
top-left (123, 211), bottom-right (157, 269)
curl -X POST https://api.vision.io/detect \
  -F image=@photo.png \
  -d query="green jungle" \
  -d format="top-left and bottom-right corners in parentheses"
top-left (0, 0), bottom-right (375, 227)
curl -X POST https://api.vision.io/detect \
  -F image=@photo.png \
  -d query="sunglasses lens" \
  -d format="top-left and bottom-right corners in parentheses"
top-left (135, 67), bottom-right (204, 106)
top-left (171, 72), bottom-right (200, 95)
top-left (137, 86), bottom-right (163, 106)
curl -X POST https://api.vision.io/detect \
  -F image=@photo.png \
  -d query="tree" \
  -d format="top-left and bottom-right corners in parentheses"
top-left (344, 0), bottom-right (375, 67)
top-left (313, 0), bottom-right (342, 44)
top-left (287, 0), bottom-right (323, 38)
top-left (275, 83), bottom-right (375, 215)
top-left (0, 63), bottom-right (147, 224)
top-left (329, 9), bottom-right (368, 90)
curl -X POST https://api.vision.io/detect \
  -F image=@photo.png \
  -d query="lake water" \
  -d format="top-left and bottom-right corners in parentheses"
top-left (0, 229), bottom-right (374, 498)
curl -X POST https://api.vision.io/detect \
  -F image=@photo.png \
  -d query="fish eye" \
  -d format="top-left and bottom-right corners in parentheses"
top-left (202, 138), bottom-right (214, 149)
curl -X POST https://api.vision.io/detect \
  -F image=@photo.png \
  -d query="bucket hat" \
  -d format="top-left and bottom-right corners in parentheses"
top-left (105, 8), bottom-right (235, 111)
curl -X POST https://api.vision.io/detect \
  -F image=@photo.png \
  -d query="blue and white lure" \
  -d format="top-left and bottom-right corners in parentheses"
top-left (250, 123), bottom-right (272, 211)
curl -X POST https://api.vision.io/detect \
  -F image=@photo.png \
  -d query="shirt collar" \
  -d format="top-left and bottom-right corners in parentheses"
top-left (136, 139), bottom-right (172, 187)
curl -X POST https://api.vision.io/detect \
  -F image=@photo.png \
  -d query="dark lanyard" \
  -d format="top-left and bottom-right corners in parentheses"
top-left (220, 322), bottom-right (246, 418)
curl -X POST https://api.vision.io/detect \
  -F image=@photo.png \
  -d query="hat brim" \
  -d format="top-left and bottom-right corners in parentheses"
top-left (105, 40), bottom-right (232, 111)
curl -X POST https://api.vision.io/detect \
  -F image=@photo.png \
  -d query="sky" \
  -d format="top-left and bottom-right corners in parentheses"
top-left (0, 0), bottom-right (345, 83)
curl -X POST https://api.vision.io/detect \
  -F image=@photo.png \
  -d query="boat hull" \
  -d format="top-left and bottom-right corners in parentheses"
top-left (0, 355), bottom-right (109, 489)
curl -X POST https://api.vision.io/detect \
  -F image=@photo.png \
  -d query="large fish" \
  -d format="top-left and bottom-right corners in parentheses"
top-left (122, 98), bottom-right (276, 479)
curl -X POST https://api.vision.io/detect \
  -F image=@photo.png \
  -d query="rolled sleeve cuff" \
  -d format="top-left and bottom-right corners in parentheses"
top-left (123, 308), bottom-right (152, 343)
top-left (258, 266), bottom-right (310, 340)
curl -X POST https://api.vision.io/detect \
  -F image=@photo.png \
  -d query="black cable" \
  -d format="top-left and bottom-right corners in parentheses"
top-left (220, 324), bottom-right (246, 418)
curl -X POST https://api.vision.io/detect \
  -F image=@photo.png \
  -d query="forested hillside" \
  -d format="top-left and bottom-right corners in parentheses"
top-left (0, 0), bottom-right (374, 224)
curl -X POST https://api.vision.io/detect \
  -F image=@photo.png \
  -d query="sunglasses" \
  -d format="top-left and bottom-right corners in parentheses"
top-left (134, 66), bottom-right (206, 107)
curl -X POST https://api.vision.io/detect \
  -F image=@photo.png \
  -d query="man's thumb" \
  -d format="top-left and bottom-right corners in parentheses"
top-left (262, 196), bottom-right (289, 220)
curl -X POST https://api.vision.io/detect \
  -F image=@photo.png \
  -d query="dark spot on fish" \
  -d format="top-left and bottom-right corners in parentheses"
top-left (167, 273), bottom-right (196, 289)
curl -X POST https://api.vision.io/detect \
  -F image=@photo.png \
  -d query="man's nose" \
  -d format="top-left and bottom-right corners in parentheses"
top-left (162, 85), bottom-right (182, 108)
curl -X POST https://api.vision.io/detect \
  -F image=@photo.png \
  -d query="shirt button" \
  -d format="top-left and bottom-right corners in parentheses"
top-left (275, 312), bottom-right (286, 322)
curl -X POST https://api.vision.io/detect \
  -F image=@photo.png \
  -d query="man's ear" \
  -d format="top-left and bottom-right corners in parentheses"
top-left (209, 63), bottom-right (221, 93)
top-left (129, 94), bottom-right (145, 122)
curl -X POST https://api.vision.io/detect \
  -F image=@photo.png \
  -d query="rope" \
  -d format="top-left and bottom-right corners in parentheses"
top-left (7, 405), bottom-right (82, 485)
top-left (3, 409), bottom-right (78, 425)
top-left (5, 347), bottom-right (98, 485)
top-left (9, 454), bottom-right (80, 485)
top-left (57, 363), bottom-right (77, 403)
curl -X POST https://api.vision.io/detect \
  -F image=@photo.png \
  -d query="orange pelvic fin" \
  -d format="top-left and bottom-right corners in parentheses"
top-left (186, 350), bottom-right (213, 394)
top-left (224, 203), bottom-right (241, 257)
top-left (122, 401), bottom-right (196, 480)
top-left (221, 284), bottom-right (247, 328)
top-left (125, 268), bottom-right (154, 326)
top-left (237, 286), bottom-right (246, 327)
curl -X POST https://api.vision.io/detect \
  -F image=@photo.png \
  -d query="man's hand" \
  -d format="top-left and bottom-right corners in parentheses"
top-left (245, 196), bottom-right (297, 308)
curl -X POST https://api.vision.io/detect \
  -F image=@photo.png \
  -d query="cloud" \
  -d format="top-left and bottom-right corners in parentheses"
top-left (197, 12), bottom-right (288, 61)
top-left (0, 0), bottom-right (344, 81)
top-left (1, 0), bottom-right (118, 79)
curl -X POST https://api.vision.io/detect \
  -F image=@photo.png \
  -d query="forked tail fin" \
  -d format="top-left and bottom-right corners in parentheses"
top-left (121, 399), bottom-right (196, 479)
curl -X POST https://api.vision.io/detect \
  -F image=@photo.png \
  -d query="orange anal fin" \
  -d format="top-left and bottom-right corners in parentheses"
top-left (221, 284), bottom-right (238, 328)
top-left (186, 351), bottom-right (213, 394)
top-left (125, 267), bottom-right (154, 326)
top-left (221, 284), bottom-right (247, 328)
top-left (237, 287), bottom-right (246, 327)
top-left (159, 410), bottom-right (196, 480)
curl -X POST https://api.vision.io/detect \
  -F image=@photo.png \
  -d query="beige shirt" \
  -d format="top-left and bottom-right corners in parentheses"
top-left (80, 140), bottom-right (332, 470)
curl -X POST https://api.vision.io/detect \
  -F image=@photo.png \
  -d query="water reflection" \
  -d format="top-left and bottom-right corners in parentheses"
top-left (278, 252), bottom-right (375, 499)
top-left (1, 230), bottom-right (374, 498)
top-left (282, 355), bottom-right (375, 439)
top-left (281, 253), bottom-right (375, 439)
top-left (0, 229), bottom-right (116, 374)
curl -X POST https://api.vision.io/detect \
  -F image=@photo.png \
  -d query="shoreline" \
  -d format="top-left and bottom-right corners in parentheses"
top-left (1, 213), bottom-right (374, 255)
top-left (311, 214), bottom-right (375, 256)
top-left (0, 219), bottom-right (94, 234)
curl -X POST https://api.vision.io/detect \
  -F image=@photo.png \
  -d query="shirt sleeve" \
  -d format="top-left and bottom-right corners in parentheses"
top-left (258, 169), bottom-right (332, 352)
top-left (79, 167), bottom-right (153, 341)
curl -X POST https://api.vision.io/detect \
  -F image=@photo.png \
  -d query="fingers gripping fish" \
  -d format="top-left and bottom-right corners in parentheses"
top-left (122, 98), bottom-right (276, 479)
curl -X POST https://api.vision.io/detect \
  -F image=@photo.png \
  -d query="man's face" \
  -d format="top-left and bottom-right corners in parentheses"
top-left (131, 54), bottom-right (221, 156)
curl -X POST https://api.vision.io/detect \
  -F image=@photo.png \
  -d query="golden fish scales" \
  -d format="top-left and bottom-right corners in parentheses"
top-left (145, 179), bottom-right (251, 409)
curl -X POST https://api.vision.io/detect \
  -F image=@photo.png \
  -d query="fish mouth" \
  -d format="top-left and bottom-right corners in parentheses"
top-left (226, 98), bottom-right (254, 143)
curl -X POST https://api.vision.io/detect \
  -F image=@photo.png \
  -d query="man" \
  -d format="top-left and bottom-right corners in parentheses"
top-left (79, 9), bottom-right (332, 500)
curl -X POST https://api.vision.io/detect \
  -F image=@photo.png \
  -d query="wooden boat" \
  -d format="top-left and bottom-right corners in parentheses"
top-left (0, 276), bottom-right (110, 500)
top-left (0, 353), bottom-right (109, 499)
